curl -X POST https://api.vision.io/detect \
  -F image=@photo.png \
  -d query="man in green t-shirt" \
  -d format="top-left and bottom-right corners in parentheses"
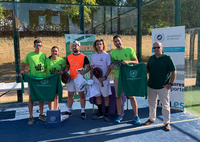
top-left (145, 42), bottom-right (177, 131)
top-left (20, 39), bottom-right (46, 125)
top-left (110, 35), bottom-right (140, 124)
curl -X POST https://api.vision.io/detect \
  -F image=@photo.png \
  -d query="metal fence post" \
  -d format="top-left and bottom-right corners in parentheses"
top-left (104, 7), bottom-right (106, 34)
top-left (175, 0), bottom-right (181, 26)
top-left (196, 0), bottom-right (200, 86)
top-left (136, 0), bottom-right (142, 62)
top-left (12, 0), bottom-right (22, 102)
top-left (79, 0), bottom-right (84, 34)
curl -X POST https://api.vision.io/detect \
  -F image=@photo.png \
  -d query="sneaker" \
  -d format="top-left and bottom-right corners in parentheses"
top-left (114, 115), bottom-right (122, 123)
top-left (65, 111), bottom-right (72, 117)
top-left (104, 113), bottom-right (110, 122)
top-left (92, 112), bottom-right (104, 120)
top-left (81, 112), bottom-right (86, 119)
top-left (134, 116), bottom-right (141, 125)
top-left (39, 114), bottom-right (46, 121)
top-left (145, 119), bottom-right (155, 125)
top-left (165, 123), bottom-right (171, 131)
top-left (28, 117), bottom-right (34, 125)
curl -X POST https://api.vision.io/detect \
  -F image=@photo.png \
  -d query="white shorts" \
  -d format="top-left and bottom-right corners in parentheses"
top-left (94, 81), bottom-right (112, 97)
top-left (67, 79), bottom-right (85, 92)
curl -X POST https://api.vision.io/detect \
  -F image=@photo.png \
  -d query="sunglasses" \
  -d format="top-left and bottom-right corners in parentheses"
top-left (35, 44), bottom-right (42, 47)
top-left (153, 46), bottom-right (160, 49)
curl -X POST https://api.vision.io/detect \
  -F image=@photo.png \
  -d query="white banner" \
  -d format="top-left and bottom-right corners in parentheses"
top-left (152, 26), bottom-right (185, 111)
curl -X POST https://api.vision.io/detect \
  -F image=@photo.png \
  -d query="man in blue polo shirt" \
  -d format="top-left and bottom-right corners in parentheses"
top-left (145, 42), bottom-right (177, 131)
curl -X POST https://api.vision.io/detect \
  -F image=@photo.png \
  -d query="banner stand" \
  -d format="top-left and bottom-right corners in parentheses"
top-left (152, 26), bottom-right (185, 111)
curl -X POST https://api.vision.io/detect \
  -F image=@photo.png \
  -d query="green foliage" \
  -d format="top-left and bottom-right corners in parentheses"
top-left (59, 0), bottom-right (98, 27)
top-left (141, 0), bottom-right (175, 34)
top-left (141, 0), bottom-right (199, 34)
top-left (181, 0), bottom-right (199, 28)
top-left (0, 5), bottom-right (5, 26)
top-left (0, 5), bottom-right (12, 30)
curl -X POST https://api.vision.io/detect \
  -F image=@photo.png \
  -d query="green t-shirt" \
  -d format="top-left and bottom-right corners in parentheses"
top-left (24, 51), bottom-right (46, 77)
top-left (147, 53), bottom-right (176, 89)
top-left (111, 46), bottom-right (136, 77)
top-left (45, 57), bottom-right (66, 77)
top-left (118, 63), bottom-right (147, 98)
top-left (21, 73), bottom-right (63, 103)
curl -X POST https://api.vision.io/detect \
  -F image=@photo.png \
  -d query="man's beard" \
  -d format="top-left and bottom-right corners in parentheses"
top-left (73, 49), bottom-right (78, 53)
top-left (116, 45), bottom-right (121, 48)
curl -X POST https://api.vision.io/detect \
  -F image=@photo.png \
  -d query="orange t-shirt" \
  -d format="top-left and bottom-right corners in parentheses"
top-left (67, 53), bottom-right (89, 79)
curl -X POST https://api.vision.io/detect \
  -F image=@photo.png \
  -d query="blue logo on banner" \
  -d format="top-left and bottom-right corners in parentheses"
top-left (174, 102), bottom-right (184, 109)
top-left (152, 47), bottom-right (185, 52)
top-left (154, 33), bottom-right (165, 42)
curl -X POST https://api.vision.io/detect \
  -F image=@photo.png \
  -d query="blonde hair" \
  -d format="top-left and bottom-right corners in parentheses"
top-left (93, 39), bottom-right (107, 52)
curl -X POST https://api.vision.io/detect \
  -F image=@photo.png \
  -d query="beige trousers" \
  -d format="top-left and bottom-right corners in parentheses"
top-left (148, 87), bottom-right (170, 124)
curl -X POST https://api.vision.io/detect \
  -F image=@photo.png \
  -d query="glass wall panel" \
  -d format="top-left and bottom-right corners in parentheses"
top-left (185, 28), bottom-right (200, 116)
top-left (0, 2), bottom-right (15, 102)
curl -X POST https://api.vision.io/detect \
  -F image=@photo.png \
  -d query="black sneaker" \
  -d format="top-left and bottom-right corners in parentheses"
top-left (104, 113), bottom-right (110, 122)
top-left (28, 117), bottom-right (34, 125)
top-left (92, 113), bottom-right (104, 120)
top-left (65, 111), bottom-right (72, 117)
top-left (81, 112), bottom-right (86, 119)
top-left (39, 114), bottom-right (46, 121)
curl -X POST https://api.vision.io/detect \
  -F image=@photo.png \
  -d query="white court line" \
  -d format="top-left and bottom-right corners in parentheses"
top-left (38, 117), bottom-right (200, 142)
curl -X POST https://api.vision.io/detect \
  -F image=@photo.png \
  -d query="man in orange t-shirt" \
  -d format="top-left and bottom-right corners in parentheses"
top-left (64, 41), bottom-right (91, 119)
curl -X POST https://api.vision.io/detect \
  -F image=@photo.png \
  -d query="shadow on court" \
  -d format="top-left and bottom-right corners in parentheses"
top-left (0, 97), bottom-right (200, 142)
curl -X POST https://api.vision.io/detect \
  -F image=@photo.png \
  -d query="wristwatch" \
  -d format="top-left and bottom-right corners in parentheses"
top-left (104, 76), bottom-right (107, 79)
top-left (169, 83), bottom-right (174, 86)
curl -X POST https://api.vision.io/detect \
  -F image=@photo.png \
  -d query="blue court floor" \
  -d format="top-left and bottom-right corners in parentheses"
top-left (0, 97), bottom-right (200, 142)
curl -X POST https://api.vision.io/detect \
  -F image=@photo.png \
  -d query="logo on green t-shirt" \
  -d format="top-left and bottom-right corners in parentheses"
top-left (129, 70), bottom-right (137, 78)
top-left (49, 68), bottom-right (60, 74)
top-left (35, 64), bottom-right (44, 71)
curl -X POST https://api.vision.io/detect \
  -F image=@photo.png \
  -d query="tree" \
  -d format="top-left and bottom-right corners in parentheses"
top-left (0, 5), bottom-right (13, 32)
top-left (0, 6), bottom-right (5, 26)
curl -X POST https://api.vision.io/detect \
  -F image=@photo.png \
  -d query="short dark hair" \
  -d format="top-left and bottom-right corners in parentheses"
top-left (113, 35), bottom-right (121, 41)
top-left (34, 39), bottom-right (42, 44)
